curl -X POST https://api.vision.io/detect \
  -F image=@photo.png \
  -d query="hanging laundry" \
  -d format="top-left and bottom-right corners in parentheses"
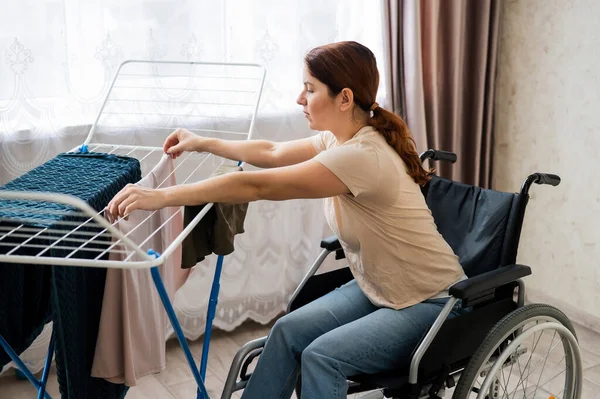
top-left (92, 154), bottom-right (190, 386)
top-left (180, 164), bottom-right (249, 269)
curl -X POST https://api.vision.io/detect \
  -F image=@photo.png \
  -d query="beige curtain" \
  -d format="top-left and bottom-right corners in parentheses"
top-left (385, 0), bottom-right (501, 187)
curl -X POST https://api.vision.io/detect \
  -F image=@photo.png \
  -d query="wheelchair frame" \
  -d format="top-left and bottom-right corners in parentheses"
top-left (222, 149), bottom-right (581, 399)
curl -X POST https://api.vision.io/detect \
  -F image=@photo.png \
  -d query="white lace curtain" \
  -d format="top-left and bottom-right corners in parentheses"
top-left (0, 0), bottom-right (388, 374)
top-left (1, 0), bottom-right (387, 154)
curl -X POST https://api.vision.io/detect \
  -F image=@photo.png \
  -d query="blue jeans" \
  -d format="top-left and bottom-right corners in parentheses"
top-left (241, 280), bottom-right (469, 399)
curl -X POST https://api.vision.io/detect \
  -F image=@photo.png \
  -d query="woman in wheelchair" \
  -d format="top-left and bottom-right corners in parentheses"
top-left (107, 40), bottom-right (469, 398)
top-left (106, 41), bottom-right (582, 399)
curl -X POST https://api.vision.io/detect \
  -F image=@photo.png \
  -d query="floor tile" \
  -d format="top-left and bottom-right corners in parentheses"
top-left (154, 339), bottom-right (199, 387)
top-left (0, 367), bottom-right (59, 399)
top-left (121, 374), bottom-right (176, 399)
top-left (574, 325), bottom-right (600, 357)
top-left (581, 347), bottom-right (600, 370)
top-left (582, 378), bottom-right (600, 399)
top-left (166, 368), bottom-right (224, 399)
top-left (583, 364), bottom-right (600, 387)
top-left (189, 331), bottom-right (244, 379)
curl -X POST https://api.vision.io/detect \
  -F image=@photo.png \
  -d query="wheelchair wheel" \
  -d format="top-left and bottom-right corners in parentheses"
top-left (452, 304), bottom-right (583, 399)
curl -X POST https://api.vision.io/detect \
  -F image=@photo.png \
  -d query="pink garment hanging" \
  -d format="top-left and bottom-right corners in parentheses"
top-left (91, 154), bottom-right (189, 386)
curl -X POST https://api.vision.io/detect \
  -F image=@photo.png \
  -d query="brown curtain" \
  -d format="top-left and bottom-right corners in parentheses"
top-left (387, 0), bottom-right (501, 188)
top-left (383, 0), bottom-right (407, 118)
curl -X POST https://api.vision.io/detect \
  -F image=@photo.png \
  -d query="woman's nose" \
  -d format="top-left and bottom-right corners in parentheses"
top-left (296, 93), bottom-right (306, 106)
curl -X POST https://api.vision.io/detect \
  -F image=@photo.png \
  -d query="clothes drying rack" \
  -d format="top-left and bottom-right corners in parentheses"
top-left (0, 60), bottom-right (266, 399)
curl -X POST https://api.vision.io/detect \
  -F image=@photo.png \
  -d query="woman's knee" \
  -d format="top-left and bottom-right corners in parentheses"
top-left (301, 335), bottom-right (337, 370)
top-left (270, 314), bottom-right (293, 339)
top-left (273, 309), bottom-right (307, 332)
top-left (268, 311), bottom-right (310, 350)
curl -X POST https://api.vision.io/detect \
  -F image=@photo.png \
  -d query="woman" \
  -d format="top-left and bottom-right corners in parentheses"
top-left (107, 41), bottom-right (467, 398)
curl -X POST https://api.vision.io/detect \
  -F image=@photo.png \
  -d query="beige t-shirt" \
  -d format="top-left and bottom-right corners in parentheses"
top-left (311, 126), bottom-right (466, 310)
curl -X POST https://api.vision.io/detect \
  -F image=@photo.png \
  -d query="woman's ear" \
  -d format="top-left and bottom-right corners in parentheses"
top-left (339, 88), bottom-right (354, 112)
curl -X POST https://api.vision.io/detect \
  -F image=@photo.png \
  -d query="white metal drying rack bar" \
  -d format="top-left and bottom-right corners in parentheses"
top-left (0, 60), bottom-right (266, 399)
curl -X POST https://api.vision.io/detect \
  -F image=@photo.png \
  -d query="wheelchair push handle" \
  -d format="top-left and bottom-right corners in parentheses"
top-left (521, 172), bottom-right (561, 196)
top-left (420, 149), bottom-right (457, 164)
top-left (533, 173), bottom-right (561, 186)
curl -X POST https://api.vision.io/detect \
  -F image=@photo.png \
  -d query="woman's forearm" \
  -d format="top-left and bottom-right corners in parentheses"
top-left (162, 172), bottom-right (261, 206)
top-left (198, 137), bottom-right (279, 168)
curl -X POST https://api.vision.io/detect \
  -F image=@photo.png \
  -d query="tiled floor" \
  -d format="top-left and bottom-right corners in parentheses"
top-left (0, 320), bottom-right (274, 399)
top-left (1, 320), bottom-right (600, 398)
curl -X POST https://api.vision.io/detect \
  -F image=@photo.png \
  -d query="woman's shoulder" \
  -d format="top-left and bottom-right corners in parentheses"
top-left (353, 128), bottom-right (402, 164)
top-left (317, 126), bottom-right (383, 150)
top-left (316, 127), bottom-right (397, 170)
top-left (317, 130), bottom-right (338, 150)
top-left (350, 126), bottom-right (390, 149)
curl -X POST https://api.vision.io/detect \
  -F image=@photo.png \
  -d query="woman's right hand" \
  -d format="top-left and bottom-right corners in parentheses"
top-left (163, 128), bottom-right (203, 159)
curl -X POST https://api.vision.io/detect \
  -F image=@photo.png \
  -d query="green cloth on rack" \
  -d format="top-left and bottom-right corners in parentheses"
top-left (181, 165), bottom-right (249, 268)
top-left (0, 151), bottom-right (141, 399)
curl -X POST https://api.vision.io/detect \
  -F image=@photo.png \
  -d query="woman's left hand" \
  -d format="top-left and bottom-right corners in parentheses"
top-left (105, 184), bottom-right (168, 220)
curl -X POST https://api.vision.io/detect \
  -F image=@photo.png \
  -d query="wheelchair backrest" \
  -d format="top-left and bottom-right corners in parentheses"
top-left (421, 176), bottom-right (527, 278)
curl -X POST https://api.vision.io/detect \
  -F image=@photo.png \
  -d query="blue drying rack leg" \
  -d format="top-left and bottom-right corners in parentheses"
top-left (149, 253), bottom-right (226, 399)
top-left (150, 264), bottom-right (211, 399)
top-left (0, 331), bottom-right (54, 399)
top-left (200, 255), bottom-right (224, 382)
top-left (195, 255), bottom-right (225, 398)
top-left (37, 330), bottom-right (55, 399)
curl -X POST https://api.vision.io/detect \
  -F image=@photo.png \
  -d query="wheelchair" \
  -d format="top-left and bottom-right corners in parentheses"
top-left (221, 149), bottom-right (583, 399)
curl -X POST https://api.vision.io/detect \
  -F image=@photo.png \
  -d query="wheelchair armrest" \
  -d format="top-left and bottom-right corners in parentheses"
top-left (320, 235), bottom-right (342, 251)
top-left (449, 264), bottom-right (531, 304)
top-left (240, 347), bottom-right (263, 381)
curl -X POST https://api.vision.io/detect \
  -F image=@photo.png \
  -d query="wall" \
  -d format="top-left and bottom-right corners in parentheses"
top-left (493, 0), bottom-right (600, 330)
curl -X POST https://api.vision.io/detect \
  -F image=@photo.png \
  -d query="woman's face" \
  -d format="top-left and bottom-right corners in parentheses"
top-left (296, 66), bottom-right (338, 131)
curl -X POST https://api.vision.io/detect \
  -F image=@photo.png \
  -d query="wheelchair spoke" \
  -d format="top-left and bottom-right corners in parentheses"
top-left (502, 345), bottom-right (517, 397)
top-left (531, 330), bottom-right (556, 398)
top-left (475, 375), bottom-right (484, 394)
top-left (555, 385), bottom-right (566, 398)
top-left (523, 324), bottom-right (542, 396)
top-left (538, 368), bottom-right (567, 392)
top-left (507, 329), bottom-right (567, 398)
top-left (524, 324), bottom-right (544, 373)
top-left (511, 351), bottom-right (529, 399)
top-left (492, 323), bottom-right (538, 399)
top-left (499, 366), bottom-right (510, 398)
top-left (511, 323), bottom-right (544, 397)
top-left (516, 335), bottom-right (562, 388)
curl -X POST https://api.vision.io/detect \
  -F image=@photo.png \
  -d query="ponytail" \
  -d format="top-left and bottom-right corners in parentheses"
top-left (368, 107), bottom-right (432, 186)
